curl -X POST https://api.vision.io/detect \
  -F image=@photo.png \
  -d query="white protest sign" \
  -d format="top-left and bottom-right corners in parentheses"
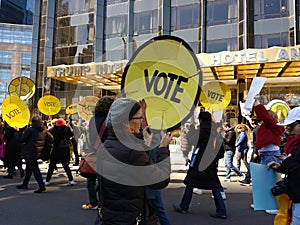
top-left (239, 101), bottom-right (251, 116)
top-left (244, 77), bottom-right (267, 110)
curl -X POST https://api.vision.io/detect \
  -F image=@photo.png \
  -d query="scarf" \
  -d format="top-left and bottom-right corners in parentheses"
top-left (285, 135), bottom-right (300, 155)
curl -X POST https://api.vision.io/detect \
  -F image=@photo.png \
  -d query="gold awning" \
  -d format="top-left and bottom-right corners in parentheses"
top-left (198, 45), bottom-right (300, 81)
top-left (47, 60), bottom-right (128, 89)
top-left (47, 46), bottom-right (300, 87)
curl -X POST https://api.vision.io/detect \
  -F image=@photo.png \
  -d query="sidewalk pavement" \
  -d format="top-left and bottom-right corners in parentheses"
top-left (0, 150), bottom-right (274, 225)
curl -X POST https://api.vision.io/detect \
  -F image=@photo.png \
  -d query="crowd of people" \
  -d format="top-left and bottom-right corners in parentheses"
top-left (0, 93), bottom-right (300, 225)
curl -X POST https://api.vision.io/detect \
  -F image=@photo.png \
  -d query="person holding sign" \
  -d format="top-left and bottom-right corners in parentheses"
top-left (97, 98), bottom-right (172, 225)
top-left (268, 106), bottom-right (300, 225)
top-left (253, 94), bottom-right (285, 215)
top-left (15, 115), bottom-right (48, 193)
top-left (235, 124), bottom-right (250, 176)
top-left (173, 111), bottom-right (227, 219)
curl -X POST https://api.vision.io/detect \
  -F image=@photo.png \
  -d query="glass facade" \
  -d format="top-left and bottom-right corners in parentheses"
top-left (0, 23), bottom-right (32, 104)
top-left (32, 0), bottom-right (300, 112)
top-left (253, 0), bottom-right (291, 48)
top-left (0, 23), bottom-right (32, 44)
top-left (54, 0), bottom-right (95, 65)
top-left (0, 0), bottom-right (33, 25)
top-left (205, 0), bottom-right (238, 53)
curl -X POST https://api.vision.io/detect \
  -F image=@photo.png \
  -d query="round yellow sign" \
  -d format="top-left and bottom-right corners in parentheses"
top-left (8, 76), bottom-right (36, 100)
top-left (266, 99), bottom-right (290, 122)
top-left (66, 103), bottom-right (78, 115)
top-left (200, 81), bottom-right (231, 111)
top-left (38, 95), bottom-right (61, 115)
top-left (121, 35), bottom-right (202, 131)
top-left (2, 96), bottom-right (30, 128)
top-left (77, 96), bottom-right (99, 121)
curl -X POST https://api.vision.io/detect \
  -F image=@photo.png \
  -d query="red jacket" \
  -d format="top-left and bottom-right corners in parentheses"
top-left (254, 104), bottom-right (284, 150)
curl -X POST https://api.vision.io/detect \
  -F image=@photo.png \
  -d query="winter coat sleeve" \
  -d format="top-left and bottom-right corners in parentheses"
top-left (15, 128), bottom-right (31, 143)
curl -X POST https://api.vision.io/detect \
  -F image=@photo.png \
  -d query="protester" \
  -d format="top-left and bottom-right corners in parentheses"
top-left (15, 115), bottom-right (47, 193)
top-left (98, 98), bottom-right (172, 224)
top-left (223, 122), bottom-right (243, 181)
top-left (173, 111), bottom-right (227, 219)
top-left (3, 124), bottom-right (24, 179)
top-left (81, 96), bottom-right (114, 210)
top-left (268, 106), bottom-right (300, 225)
top-left (67, 116), bottom-right (80, 166)
top-left (147, 131), bottom-right (172, 225)
top-left (44, 118), bottom-right (75, 186)
top-left (240, 116), bottom-right (260, 185)
top-left (253, 94), bottom-right (285, 214)
top-left (180, 119), bottom-right (198, 165)
top-left (235, 123), bottom-right (250, 175)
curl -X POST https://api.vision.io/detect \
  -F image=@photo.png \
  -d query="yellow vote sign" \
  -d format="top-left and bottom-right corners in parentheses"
top-left (77, 96), bottom-right (99, 121)
top-left (66, 103), bottom-right (78, 115)
top-left (266, 99), bottom-right (290, 122)
top-left (8, 77), bottom-right (36, 100)
top-left (2, 96), bottom-right (30, 128)
top-left (200, 81), bottom-right (231, 111)
top-left (121, 35), bottom-right (202, 131)
top-left (38, 95), bottom-right (61, 115)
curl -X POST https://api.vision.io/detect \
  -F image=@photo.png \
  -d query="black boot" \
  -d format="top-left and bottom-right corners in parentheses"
top-left (34, 186), bottom-right (46, 193)
top-left (16, 184), bottom-right (28, 189)
top-left (3, 174), bottom-right (13, 179)
top-left (20, 169), bottom-right (25, 178)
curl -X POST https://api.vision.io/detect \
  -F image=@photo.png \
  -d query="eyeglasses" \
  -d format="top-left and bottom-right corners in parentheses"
top-left (287, 121), bottom-right (300, 130)
top-left (131, 116), bottom-right (144, 122)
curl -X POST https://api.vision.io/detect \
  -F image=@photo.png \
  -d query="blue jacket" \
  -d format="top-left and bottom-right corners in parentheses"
top-left (235, 131), bottom-right (249, 152)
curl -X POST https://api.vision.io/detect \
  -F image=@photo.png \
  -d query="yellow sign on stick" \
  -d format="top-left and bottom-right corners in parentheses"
top-left (77, 96), bottom-right (99, 121)
top-left (38, 95), bottom-right (61, 115)
top-left (200, 81), bottom-right (231, 111)
top-left (66, 103), bottom-right (78, 115)
top-left (2, 96), bottom-right (30, 128)
top-left (8, 77), bottom-right (35, 100)
top-left (266, 99), bottom-right (290, 122)
top-left (121, 35), bottom-right (202, 131)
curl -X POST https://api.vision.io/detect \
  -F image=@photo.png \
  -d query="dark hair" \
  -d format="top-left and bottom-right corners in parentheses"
top-left (129, 102), bottom-right (141, 120)
top-left (94, 96), bottom-right (115, 116)
top-left (31, 115), bottom-right (45, 130)
top-left (198, 111), bottom-right (212, 123)
top-left (223, 122), bottom-right (231, 128)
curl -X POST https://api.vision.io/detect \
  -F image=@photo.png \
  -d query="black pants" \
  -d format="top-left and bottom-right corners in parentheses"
top-left (46, 160), bottom-right (73, 182)
top-left (23, 160), bottom-right (44, 188)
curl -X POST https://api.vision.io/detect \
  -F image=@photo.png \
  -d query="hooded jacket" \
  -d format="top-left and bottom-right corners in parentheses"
top-left (15, 125), bottom-right (47, 162)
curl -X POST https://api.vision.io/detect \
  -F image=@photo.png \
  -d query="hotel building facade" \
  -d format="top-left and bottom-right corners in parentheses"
top-left (32, 0), bottom-right (300, 120)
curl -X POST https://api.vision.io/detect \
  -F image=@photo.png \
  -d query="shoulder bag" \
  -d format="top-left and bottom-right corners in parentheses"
top-left (78, 119), bottom-right (106, 177)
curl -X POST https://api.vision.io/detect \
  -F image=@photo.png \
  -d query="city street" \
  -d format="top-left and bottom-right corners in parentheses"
top-left (0, 151), bottom-right (275, 225)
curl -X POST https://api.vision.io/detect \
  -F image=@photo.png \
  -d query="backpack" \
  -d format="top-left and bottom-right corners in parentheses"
top-left (42, 131), bottom-right (54, 161)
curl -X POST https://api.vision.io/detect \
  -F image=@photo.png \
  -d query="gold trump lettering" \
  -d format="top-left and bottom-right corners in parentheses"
top-left (50, 61), bottom-right (128, 78)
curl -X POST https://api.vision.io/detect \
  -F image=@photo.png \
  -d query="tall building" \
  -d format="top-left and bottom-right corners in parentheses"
top-left (0, 23), bottom-right (32, 103)
top-left (0, 0), bottom-right (34, 25)
top-left (32, 0), bottom-right (300, 119)
top-left (0, 0), bottom-right (34, 108)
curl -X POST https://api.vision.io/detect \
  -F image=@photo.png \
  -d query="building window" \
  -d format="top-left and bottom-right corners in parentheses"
top-left (134, 10), bottom-right (158, 35)
top-left (0, 51), bottom-right (12, 64)
top-left (255, 32), bottom-right (288, 48)
top-left (254, 0), bottom-right (288, 20)
top-left (0, 68), bottom-right (11, 80)
top-left (21, 69), bottom-right (30, 77)
top-left (206, 0), bottom-right (238, 26)
top-left (171, 3), bottom-right (199, 30)
top-left (22, 52), bottom-right (31, 65)
top-left (56, 0), bottom-right (95, 16)
top-left (105, 15), bottom-right (128, 38)
top-left (0, 83), bottom-right (8, 92)
top-left (206, 38), bottom-right (237, 53)
top-left (107, 0), bottom-right (128, 5)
